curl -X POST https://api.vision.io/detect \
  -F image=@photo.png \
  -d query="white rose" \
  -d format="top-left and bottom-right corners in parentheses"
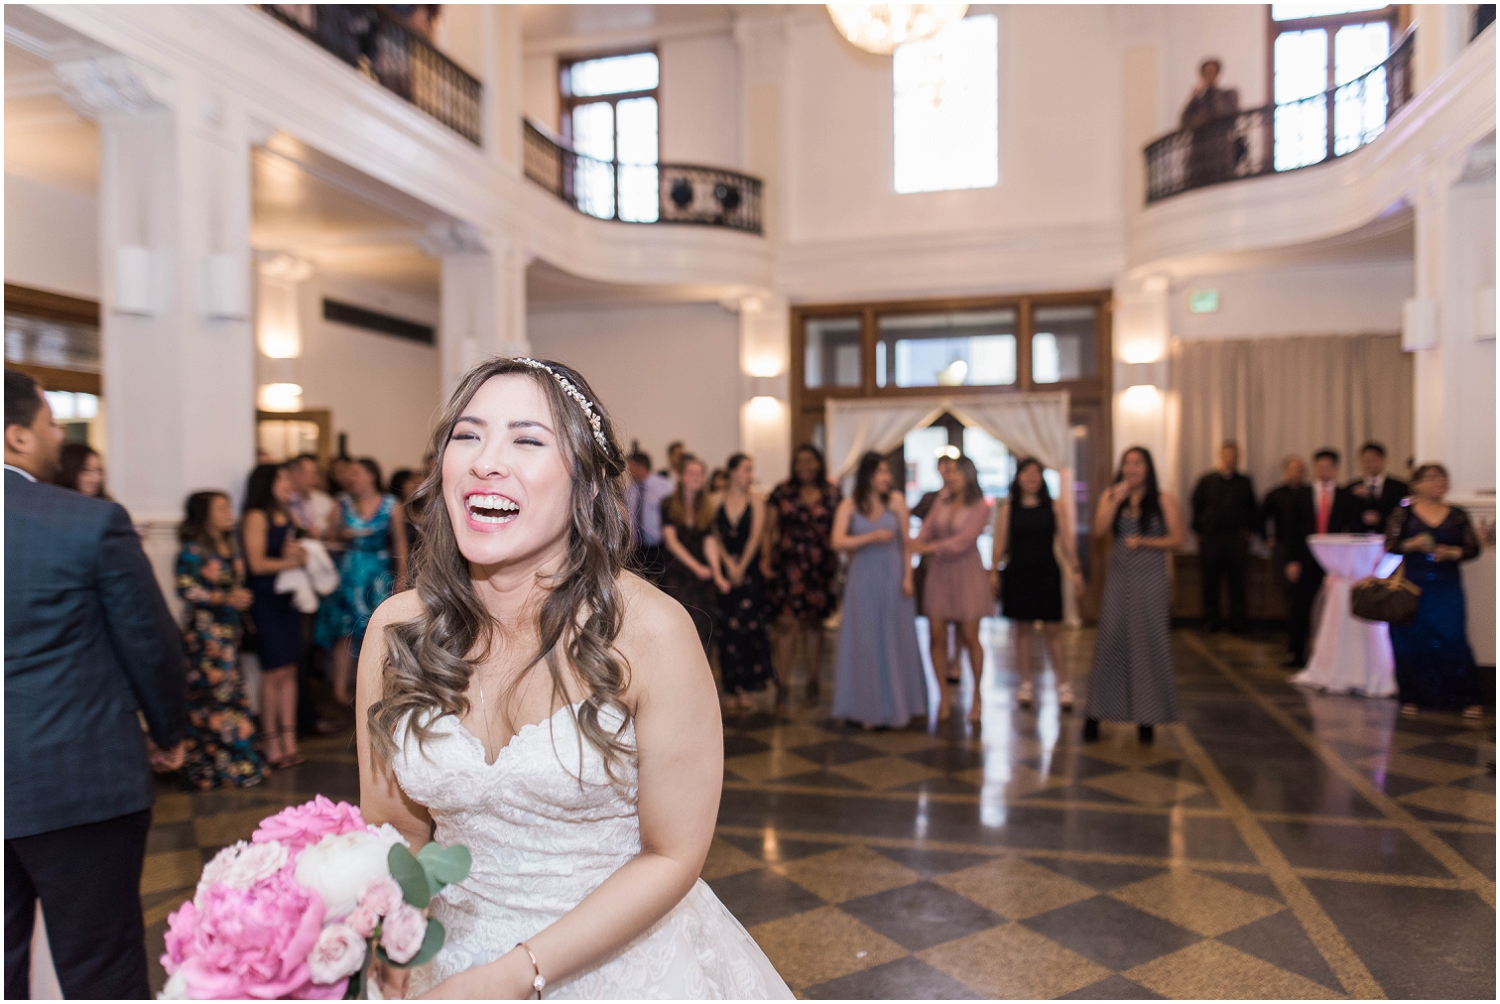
top-left (159, 970), bottom-right (188, 999)
top-left (294, 831), bottom-right (392, 919)
top-left (196, 840), bottom-right (288, 904)
top-left (307, 922), bottom-right (367, 985)
top-left (369, 823), bottom-right (410, 848)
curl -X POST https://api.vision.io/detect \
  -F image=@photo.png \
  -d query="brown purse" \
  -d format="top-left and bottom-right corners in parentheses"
top-left (1350, 564), bottom-right (1421, 625)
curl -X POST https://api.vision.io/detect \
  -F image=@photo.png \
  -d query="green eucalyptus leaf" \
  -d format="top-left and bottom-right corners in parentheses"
top-left (417, 843), bottom-right (472, 887)
top-left (387, 843), bottom-right (430, 909)
top-left (374, 920), bottom-right (446, 970)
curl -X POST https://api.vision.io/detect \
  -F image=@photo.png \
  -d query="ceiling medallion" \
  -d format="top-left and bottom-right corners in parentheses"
top-left (825, 4), bottom-right (969, 55)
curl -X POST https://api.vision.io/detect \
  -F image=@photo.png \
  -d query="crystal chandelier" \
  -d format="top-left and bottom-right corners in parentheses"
top-left (825, 4), bottom-right (969, 55)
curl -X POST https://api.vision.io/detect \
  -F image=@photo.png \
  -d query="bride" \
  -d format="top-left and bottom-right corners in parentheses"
top-left (355, 357), bottom-right (792, 999)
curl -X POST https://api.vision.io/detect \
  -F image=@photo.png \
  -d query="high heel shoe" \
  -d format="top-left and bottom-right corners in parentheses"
top-left (273, 729), bottom-right (306, 768)
top-left (1082, 717), bottom-right (1100, 742)
top-left (1016, 680), bottom-right (1034, 710)
top-left (1137, 724), bottom-right (1154, 745)
top-left (1057, 683), bottom-right (1074, 712)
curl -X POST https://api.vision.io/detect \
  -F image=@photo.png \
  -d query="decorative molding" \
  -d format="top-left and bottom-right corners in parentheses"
top-left (53, 55), bottom-right (171, 119)
top-left (419, 221), bottom-right (491, 257)
top-left (254, 251), bottom-right (315, 282)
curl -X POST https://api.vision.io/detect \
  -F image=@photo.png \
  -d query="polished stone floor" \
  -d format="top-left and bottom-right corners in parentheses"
top-left (140, 624), bottom-right (1495, 998)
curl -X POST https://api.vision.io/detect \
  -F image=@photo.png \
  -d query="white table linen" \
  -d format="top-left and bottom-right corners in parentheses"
top-left (1291, 534), bottom-right (1401, 698)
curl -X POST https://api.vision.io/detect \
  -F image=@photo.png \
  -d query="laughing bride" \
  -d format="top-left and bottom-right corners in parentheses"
top-left (355, 357), bottom-right (792, 999)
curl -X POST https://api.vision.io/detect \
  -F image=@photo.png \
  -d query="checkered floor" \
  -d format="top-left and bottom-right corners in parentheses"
top-left (139, 627), bottom-right (1495, 998)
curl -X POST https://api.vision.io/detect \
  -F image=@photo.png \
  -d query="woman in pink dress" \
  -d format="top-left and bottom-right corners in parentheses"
top-left (912, 456), bottom-right (993, 721)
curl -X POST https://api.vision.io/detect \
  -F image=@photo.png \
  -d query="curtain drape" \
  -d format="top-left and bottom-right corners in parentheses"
top-left (1170, 333), bottom-right (1413, 501)
top-left (824, 391), bottom-right (1072, 477)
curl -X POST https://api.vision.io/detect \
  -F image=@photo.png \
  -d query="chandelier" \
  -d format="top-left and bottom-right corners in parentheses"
top-left (825, 4), bottom-right (969, 55)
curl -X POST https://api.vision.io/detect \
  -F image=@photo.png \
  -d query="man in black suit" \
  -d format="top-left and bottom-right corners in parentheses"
top-left (5, 370), bottom-right (186, 999)
top-left (1347, 440), bottom-right (1409, 533)
top-left (1281, 448), bottom-right (1360, 668)
top-left (1261, 454), bottom-right (1308, 665)
top-left (1191, 440), bottom-right (1258, 633)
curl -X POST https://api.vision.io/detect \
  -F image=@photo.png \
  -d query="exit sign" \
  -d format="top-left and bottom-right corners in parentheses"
top-left (1189, 289), bottom-right (1220, 313)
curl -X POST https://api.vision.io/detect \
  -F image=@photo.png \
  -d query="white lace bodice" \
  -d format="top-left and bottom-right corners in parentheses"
top-left (390, 703), bottom-right (790, 999)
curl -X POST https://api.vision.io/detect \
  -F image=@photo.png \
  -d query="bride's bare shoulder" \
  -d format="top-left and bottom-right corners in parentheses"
top-left (368, 588), bottom-right (424, 637)
top-left (613, 572), bottom-right (702, 676)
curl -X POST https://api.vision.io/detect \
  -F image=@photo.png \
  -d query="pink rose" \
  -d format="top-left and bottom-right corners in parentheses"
top-left (360, 877), bottom-right (404, 919)
top-left (380, 903), bottom-right (428, 965)
top-left (307, 923), bottom-right (367, 985)
top-left (162, 870), bottom-right (333, 999)
top-left (253, 796), bottom-right (366, 856)
top-left (346, 903), bottom-right (379, 939)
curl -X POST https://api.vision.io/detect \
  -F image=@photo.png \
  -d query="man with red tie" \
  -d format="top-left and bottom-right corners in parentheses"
top-left (1282, 449), bottom-right (1359, 667)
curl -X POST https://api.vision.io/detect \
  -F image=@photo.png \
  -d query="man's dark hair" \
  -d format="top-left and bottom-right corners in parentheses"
top-left (1313, 448), bottom-right (1340, 465)
top-left (1200, 57), bottom-right (1222, 74)
top-left (5, 369), bottom-right (42, 431)
top-left (1359, 441), bottom-right (1386, 458)
top-left (294, 452), bottom-right (319, 466)
top-left (628, 451), bottom-right (652, 469)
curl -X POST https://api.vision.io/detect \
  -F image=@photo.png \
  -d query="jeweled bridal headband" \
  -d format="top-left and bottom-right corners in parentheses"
top-left (513, 357), bottom-right (610, 452)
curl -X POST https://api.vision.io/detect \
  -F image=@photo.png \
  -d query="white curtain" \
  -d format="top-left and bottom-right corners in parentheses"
top-left (824, 391), bottom-right (1072, 477)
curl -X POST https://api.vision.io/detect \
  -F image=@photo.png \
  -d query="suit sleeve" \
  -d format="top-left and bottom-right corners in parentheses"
top-left (1243, 477), bottom-right (1259, 534)
top-left (1190, 476), bottom-right (1207, 536)
top-left (97, 504), bottom-right (187, 748)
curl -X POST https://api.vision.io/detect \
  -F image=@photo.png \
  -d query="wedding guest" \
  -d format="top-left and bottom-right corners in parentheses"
top-left (625, 450), bottom-right (674, 580)
top-left (316, 457), bottom-right (407, 705)
top-left (911, 455), bottom-right (992, 722)
top-left (1180, 57), bottom-right (1241, 187)
top-left (1191, 440), bottom-right (1257, 634)
top-left (1349, 441), bottom-right (1409, 532)
top-left (53, 441), bottom-right (109, 499)
top-left (390, 467), bottom-right (422, 559)
top-left (665, 440), bottom-right (687, 480)
top-left (912, 454), bottom-right (957, 647)
top-left (1261, 455), bottom-right (1309, 666)
top-left (286, 453), bottom-right (335, 539)
top-left (1084, 447), bottom-right (1185, 744)
top-left (6, 369), bottom-right (185, 999)
top-left (175, 491), bottom-right (266, 790)
top-left (660, 455), bottom-right (723, 652)
top-left (1385, 464), bottom-right (1483, 718)
top-left (764, 445), bottom-right (842, 708)
top-left (242, 463), bottom-right (308, 767)
top-left (709, 467), bottom-right (729, 494)
top-left (1283, 449), bottom-right (1359, 668)
top-left (992, 458), bottom-right (1083, 712)
top-left (711, 454), bottom-right (774, 711)
top-left (831, 452), bottom-right (925, 729)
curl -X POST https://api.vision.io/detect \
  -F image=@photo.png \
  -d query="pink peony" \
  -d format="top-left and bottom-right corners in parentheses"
top-left (162, 869), bottom-right (332, 999)
top-left (197, 840), bottom-right (288, 902)
top-left (307, 923), bottom-right (367, 985)
top-left (252, 796), bottom-right (366, 856)
top-left (380, 903), bottom-right (428, 965)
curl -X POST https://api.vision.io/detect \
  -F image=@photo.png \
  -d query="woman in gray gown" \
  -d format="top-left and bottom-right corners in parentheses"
top-left (831, 452), bottom-right (927, 729)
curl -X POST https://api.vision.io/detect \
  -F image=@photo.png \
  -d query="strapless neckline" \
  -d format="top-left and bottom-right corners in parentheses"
top-left (449, 700), bottom-right (586, 767)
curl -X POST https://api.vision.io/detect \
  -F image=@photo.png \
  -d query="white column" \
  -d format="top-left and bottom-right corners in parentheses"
top-left (735, 294), bottom-right (791, 492)
top-left (60, 56), bottom-right (256, 594)
top-left (1112, 273), bottom-right (1173, 492)
top-left (427, 224), bottom-right (529, 400)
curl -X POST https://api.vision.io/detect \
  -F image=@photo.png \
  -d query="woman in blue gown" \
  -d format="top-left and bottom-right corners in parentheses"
top-left (830, 451), bottom-right (926, 729)
top-left (1385, 463), bottom-right (1484, 718)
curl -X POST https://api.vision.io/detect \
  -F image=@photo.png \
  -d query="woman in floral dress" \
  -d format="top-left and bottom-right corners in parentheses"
top-left (764, 444), bottom-right (842, 707)
top-left (176, 491), bottom-right (266, 789)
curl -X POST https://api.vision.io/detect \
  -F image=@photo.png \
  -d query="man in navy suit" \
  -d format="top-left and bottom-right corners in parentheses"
top-left (1347, 441), bottom-right (1410, 533)
top-left (1281, 448), bottom-right (1360, 668)
top-left (4, 369), bottom-right (186, 999)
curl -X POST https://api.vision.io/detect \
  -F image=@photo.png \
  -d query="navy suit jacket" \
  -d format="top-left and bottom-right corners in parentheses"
top-left (5, 469), bottom-right (186, 838)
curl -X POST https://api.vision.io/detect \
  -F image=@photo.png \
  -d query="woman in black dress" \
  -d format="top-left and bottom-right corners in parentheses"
top-left (763, 445), bottom-right (842, 707)
top-left (1385, 464), bottom-right (1484, 718)
top-left (660, 454), bottom-right (724, 652)
top-left (712, 454), bottom-right (774, 711)
top-left (242, 463), bottom-right (308, 768)
top-left (992, 458), bottom-right (1084, 712)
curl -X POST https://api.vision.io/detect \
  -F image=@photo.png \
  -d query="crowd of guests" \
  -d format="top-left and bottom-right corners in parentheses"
top-left (1196, 439), bottom-right (1485, 718)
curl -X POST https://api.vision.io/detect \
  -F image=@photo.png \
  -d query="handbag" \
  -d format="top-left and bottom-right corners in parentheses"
top-left (1350, 563), bottom-right (1421, 625)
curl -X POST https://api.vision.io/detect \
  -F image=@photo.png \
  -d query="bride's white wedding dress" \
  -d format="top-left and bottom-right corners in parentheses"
top-left (391, 703), bottom-right (793, 999)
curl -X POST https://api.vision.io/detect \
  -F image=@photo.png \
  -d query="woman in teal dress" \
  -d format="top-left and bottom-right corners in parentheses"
top-left (176, 491), bottom-right (266, 789)
top-left (317, 457), bottom-right (408, 703)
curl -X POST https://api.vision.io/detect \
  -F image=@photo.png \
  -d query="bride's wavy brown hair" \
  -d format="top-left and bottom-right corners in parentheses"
top-left (367, 356), bottom-right (634, 785)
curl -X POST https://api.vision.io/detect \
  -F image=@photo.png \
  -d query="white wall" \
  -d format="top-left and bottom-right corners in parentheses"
top-left (265, 274), bottom-right (441, 476)
top-left (4, 174), bottom-right (100, 299)
top-left (660, 33), bottom-right (741, 167)
top-left (522, 53), bottom-right (560, 132)
top-left (527, 301), bottom-right (742, 474)
top-left (1169, 261), bottom-right (1412, 340)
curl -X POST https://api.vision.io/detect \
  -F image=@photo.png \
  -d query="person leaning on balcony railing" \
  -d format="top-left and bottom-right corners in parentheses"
top-left (1180, 58), bottom-right (1242, 188)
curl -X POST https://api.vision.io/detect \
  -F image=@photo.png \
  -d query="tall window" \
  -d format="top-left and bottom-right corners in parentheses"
top-left (893, 14), bottom-right (999, 194)
top-left (1270, 5), bottom-right (1399, 171)
top-left (560, 51), bottom-right (660, 222)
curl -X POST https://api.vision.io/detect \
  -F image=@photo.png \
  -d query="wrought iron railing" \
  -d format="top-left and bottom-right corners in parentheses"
top-left (523, 120), bottom-right (764, 235)
top-left (1145, 28), bottom-right (1414, 203)
top-left (261, 5), bottom-right (481, 145)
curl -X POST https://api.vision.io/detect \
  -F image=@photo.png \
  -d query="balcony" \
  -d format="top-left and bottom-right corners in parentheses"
top-left (1144, 28), bottom-right (1414, 204)
top-left (522, 120), bottom-right (764, 236)
top-left (260, 4), bottom-right (481, 144)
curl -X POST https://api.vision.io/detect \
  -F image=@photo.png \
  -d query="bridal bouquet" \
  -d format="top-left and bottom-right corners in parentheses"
top-left (160, 796), bottom-right (470, 1000)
